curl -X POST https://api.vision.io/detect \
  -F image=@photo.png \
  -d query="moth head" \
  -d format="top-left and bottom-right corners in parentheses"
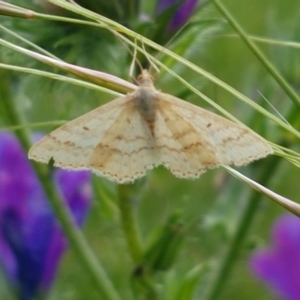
top-left (137, 70), bottom-right (154, 87)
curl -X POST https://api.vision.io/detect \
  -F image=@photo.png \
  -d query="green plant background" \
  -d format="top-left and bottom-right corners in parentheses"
top-left (0, 0), bottom-right (300, 299)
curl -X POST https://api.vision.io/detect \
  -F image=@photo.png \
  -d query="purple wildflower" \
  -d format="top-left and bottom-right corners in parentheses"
top-left (0, 131), bottom-right (92, 299)
top-left (250, 214), bottom-right (300, 300)
top-left (155, 0), bottom-right (198, 32)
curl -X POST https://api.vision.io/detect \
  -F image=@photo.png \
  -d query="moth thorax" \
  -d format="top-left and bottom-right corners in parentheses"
top-left (135, 88), bottom-right (157, 124)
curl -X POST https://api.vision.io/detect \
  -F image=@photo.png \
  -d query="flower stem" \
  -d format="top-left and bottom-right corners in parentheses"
top-left (1, 69), bottom-right (121, 300)
top-left (212, 0), bottom-right (300, 110)
top-left (204, 156), bottom-right (281, 300)
top-left (118, 184), bottom-right (143, 263)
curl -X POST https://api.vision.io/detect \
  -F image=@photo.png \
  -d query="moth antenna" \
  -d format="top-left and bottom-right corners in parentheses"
top-left (141, 38), bottom-right (159, 76)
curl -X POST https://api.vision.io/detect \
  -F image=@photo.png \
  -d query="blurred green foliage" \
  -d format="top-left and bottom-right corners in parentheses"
top-left (0, 0), bottom-right (300, 299)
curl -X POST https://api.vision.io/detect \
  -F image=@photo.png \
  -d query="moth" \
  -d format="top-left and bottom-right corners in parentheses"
top-left (29, 70), bottom-right (272, 183)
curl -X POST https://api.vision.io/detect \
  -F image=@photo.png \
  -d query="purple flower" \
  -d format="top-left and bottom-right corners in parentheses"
top-left (250, 214), bottom-right (300, 300)
top-left (155, 0), bottom-right (198, 32)
top-left (0, 131), bottom-right (92, 299)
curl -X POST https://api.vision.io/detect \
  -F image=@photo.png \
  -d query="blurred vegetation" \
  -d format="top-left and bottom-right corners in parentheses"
top-left (0, 0), bottom-right (300, 299)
